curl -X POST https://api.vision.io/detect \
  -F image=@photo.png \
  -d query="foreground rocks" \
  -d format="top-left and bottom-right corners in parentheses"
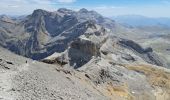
top-left (0, 47), bottom-right (108, 100)
top-left (1, 47), bottom-right (170, 100)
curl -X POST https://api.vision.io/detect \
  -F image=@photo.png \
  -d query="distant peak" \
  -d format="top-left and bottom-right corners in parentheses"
top-left (0, 15), bottom-right (9, 19)
top-left (0, 15), bottom-right (15, 23)
top-left (58, 8), bottom-right (74, 13)
top-left (32, 9), bottom-right (48, 16)
top-left (79, 8), bottom-right (89, 13)
top-left (33, 9), bottom-right (47, 13)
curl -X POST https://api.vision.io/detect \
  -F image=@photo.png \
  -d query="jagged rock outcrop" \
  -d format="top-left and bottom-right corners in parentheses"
top-left (67, 26), bottom-right (107, 68)
top-left (68, 38), bottom-right (101, 68)
top-left (45, 32), bottom-right (166, 69)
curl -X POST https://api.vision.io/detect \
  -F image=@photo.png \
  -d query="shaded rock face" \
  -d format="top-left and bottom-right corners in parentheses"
top-left (22, 10), bottom-right (79, 59)
top-left (68, 38), bottom-right (101, 68)
top-left (65, 21), bottom-right (108, 68)
top-left (70, 39), bottom-right (100, 56)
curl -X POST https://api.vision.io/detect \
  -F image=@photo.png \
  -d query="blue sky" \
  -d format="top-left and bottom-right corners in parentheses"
top-left (0, 0), bottom-right (170, 17)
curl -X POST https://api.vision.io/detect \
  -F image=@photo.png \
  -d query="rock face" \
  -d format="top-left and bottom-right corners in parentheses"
top-left (67, 23), bottom-right (107, 68)
top-left (68, 38), bottom-right (101, 68)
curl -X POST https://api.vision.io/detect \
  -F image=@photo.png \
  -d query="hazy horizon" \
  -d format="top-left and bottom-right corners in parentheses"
top-left (1, 0), bottom-right (170, 18)
top-left (2, 9), bottom-right (170, 19)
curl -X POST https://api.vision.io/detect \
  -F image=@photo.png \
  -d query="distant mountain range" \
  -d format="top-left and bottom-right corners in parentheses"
top-left (112, 15), bottom-right (170, 28)
top-left (111, 15), bottom-right (170, 67)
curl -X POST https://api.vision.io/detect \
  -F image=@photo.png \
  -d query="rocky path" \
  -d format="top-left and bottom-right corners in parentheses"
top-left (0, 60), bottom-right (30, 100)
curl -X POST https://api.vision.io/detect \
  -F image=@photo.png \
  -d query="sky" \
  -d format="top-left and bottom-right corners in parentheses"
top-left (0, 0), bottom-right (170, 17)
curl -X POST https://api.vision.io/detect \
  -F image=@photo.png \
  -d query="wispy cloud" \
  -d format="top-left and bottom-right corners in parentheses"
top-left (92, 5), bottom-right (170, 18)
top-left (57, 0), bottom-right (76, 3)
top-left (161, 0), bottom-right (170, 4)
top-left (0, 0), bottom-right (170, 17)
top-left (0, 0), bottom-right (77, 15)
top-left (92, 6), bottom-right (126, 10)
top-left (8, 5), bottom-right (20, 8)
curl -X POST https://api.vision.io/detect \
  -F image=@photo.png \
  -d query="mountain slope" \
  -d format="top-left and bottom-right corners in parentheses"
top-left (1, 40), bottom-right (170, 100)
top-left (0, 47), bottom-right (110, 100)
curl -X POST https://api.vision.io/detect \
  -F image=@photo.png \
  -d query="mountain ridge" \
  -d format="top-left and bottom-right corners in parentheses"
top-left (0, 8), bottom-right (115, 60)
top-left (0, 8), bottom-right (168, 67)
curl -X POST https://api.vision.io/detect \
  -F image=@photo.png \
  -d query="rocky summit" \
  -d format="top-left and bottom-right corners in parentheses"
top-left (0, 8), bottom-right (170, 100)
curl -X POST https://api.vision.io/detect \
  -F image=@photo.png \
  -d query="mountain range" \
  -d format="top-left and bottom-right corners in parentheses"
top-left (0, 8), bottom-right (116, 60)
top-left (112, 15), bottom-right (170, 28)
top-left (0, 8), bottom-right (170, 100)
